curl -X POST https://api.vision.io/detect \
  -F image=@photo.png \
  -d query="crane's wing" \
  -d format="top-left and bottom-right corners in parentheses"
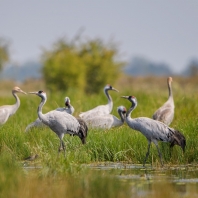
top-left (79, 105), bottom-right (110, 120)
top-left (85, 114), bottom-right (122, 129)
top-left (127, 117), bottom-right (185, 151)
top-left (43, 110), bottom-right (80, 135)
top-left (0, 107), bottom-right (10, 125)
top-left (153, 107), bottom-right (174, 126)
top-left (25, 118), bottom-right (46, 132)
top-left (130, 117), bottom-right (174, 142)
top-left (56, 106), bottom-right (75, 115)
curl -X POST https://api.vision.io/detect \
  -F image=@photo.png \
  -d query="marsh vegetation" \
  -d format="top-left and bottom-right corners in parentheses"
top-left (0, 76), bottom-right (197, 197)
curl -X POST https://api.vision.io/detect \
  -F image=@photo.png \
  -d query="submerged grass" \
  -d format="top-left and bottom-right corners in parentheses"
top-left (0, 76), bottom-right (197, 197)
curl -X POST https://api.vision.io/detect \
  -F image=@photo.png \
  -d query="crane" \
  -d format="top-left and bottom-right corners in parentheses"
top-left (0, 86), bottom-right (26, 125)
top-left (79, 84), bottom-right (119, 120)
top-left (121, 95), bottom-right (186, 167)
top-left (153, 77), bottom-right (174, 125)
top-left (29, 90), bottom-right (88, 157)
top-left (85, 106), bottom-right (126, 129)
top-left (56, 97), bottom-right (75, 114)
top-left (25, 96), bottom-right (75, 132)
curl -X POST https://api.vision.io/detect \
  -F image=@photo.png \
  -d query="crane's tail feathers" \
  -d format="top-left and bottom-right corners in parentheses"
top-left (76, 118), bottom-right (88, 144)
top-left (170, 130), bottom-right (186, 153)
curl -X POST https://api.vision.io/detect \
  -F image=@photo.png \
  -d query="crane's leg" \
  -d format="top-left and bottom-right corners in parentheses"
top-left (155, 143), bottom-right (163, 167)
top-left (143, 141), bottom-right (151, 167)
top-left (58, 140), bottom-right (62, 156)
top-left (58, 134), bottom-right (66, 157)
top-left (62, 140), bottom-right (66, 158)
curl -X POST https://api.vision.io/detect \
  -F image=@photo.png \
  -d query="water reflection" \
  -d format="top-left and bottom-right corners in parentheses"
top-left (87, 162), bottom-right (198, 197)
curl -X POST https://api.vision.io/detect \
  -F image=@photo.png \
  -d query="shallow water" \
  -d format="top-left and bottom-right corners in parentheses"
top-left (22, 161), bottom-right (198, 197)
top-left (87, 162), bottom-right (198, 197)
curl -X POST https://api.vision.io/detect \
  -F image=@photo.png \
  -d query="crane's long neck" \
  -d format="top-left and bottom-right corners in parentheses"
top-left (105, 89), bottom-right (113, 112)
top-left (168, 80), bottom-right (173, 99)
top-left (67, 104), bottom-right (75, 114)
top-left (37, 96), bottom-right (47, 123)
top-left (12, 92), bottom-right (20, 115)
top-left (118, 110), bottom-right (125, 123)
top-left (167, 80), bottom-right (174, 107)
top-left (126, 101), bottom-right (137, 119)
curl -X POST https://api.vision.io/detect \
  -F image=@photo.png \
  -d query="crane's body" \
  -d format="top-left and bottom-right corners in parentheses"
top-left (0, 87), bottom-right (26, 125)
top-left (25, 96), bottom-right (74, 132)
top-left (40, 109), bottom-right (80, 136)
top-left (122, 95), bottom-right (186, 166)
top-left (79, 84), bottom-right (119, 120)
top-left (153, 77), bottom-right (174, 126)
top-left (29, 91), bottom-right (88, 156)
top-left (85, 106), bottom-right (126, 129)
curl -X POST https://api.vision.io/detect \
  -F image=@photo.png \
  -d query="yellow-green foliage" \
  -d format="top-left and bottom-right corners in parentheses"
top-left (42, 37), bottom-right (124, 93)
top-left (42, 41), bottom-right (86, 92)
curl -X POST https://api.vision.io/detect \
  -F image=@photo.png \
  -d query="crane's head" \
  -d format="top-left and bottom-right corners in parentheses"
top-left (64, 97), bottom-right (70, 107)
top-left (104, 84), bottom-right (119, 92)
top-left (28, 90), bottom-right (47, 99)
top-left (117, 106), bottom-right (127, 114)
top-left (167, 77), bottom-right (173, 84)
top-left (121, 95), bottom-right (137, 105)
top-left (12, 87), bottom-right (27, 94)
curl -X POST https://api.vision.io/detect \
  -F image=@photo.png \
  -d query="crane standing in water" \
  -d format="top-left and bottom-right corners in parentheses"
top-left (29, 90), bottom-right (88, 157)
top-left (0, 87), bottom-right (26, 125)
top-left (153, 77), bottom-right (174, 126)
top-left (121, 95), bottom-right (186, 167)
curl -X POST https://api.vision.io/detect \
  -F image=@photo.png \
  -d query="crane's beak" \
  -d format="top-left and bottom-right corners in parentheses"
top-left (28, 91), bottom-right (38, 95)
top-left (112, 87), bottom-right (119, 92)
top-left (21, 90), bottom-right (27, 95)
top-left (121, 96), bottom-right (128, 99)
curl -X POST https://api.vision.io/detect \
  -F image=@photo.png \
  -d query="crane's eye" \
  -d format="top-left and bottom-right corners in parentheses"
top-left (38, 90), bottom-right (43, 94)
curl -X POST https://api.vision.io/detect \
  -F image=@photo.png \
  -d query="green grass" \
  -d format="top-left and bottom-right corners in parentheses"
top-left (0, 77), bottom-right (197, 166)
top-left (0, 76), bottom-right (197, 197)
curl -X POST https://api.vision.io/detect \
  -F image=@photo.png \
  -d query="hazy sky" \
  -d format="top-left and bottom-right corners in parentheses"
top-left (0, 1), bottom-right (198, 73)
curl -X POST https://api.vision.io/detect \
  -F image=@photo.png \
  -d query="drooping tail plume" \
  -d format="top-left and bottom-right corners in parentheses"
top-left (77, 118), bottom-right (88, 144)
top-left (170, 129), bottom-right (186, 153)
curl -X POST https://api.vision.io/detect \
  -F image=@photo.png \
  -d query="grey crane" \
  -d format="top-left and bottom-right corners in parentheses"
top-left (85, 106), bottom-right (126, 129)
top-left (0, 86), bottom-right (26, 125)
top-left (56, 97), bottom-right (75, 114)
top-left (121, 95), bottom-right (186, 167)
top-left (25, 96), bottom-right (75, 132)
top-left (79, 84), bottom-right (119, 120)
top-left (29, 90), bottom-right (88, 157)
top-left (153, 77), bottom-right (174, 126)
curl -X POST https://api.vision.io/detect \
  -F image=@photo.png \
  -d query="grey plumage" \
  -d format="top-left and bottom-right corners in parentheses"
top-left (79, 84), bottom-right (119, 120)
top-left (0, 86), bottom-right (26, 125)
top-left (153, 77), bottom-right (174, 126)
top-left (56, 97), bottom-right (75, 114)
top-left (25, 96), bottom-right (75, 132)
top-left (122, 95), bottom-right (186, 167)
top-left (85, 106), bottom-right (126, 129)
top-left (29, 90), bottom-right (88, 156)
top-left (76, 118), bottom-right (88, 144)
